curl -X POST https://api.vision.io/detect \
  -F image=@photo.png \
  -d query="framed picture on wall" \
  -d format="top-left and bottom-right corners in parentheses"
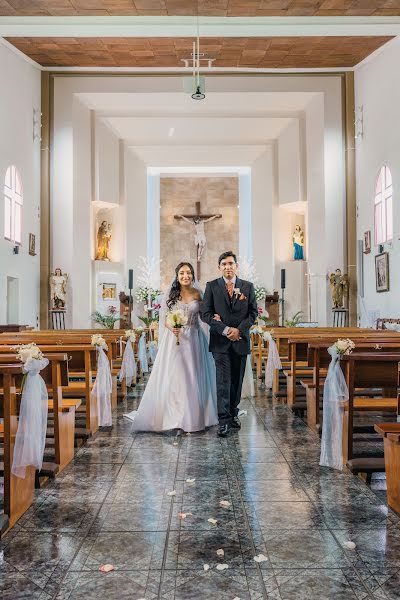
top-left (363, 230), bottom-right (371, 254)
top-left (28, 233), bottom-right (36, 256)
top-left (375, 252), bottom-right (389, 293)
top-left (102, 283), bottom-right (116, 300)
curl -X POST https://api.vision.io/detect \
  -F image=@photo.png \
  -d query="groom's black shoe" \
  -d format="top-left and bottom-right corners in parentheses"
top-left (231, 417), bottom-right (241, 430)
top-left (217, 424), bottom-right (230, 437)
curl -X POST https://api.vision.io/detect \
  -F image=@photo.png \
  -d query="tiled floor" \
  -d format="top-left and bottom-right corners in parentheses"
top-left (1, 384), bottom-right (400, 599)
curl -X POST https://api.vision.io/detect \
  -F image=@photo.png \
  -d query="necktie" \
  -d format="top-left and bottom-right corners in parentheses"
top-left (226, 281), bottom-right (234, 299)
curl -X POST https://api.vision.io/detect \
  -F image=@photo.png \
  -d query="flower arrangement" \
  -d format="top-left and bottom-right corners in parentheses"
top-left (91, 305), bottom-right (120, 329)
top-left (285, 311), bottom-right (304, 327)
top-left (255, 285), bottom-right (268, 302)
top-left (334, 338), bottom-right (355, 356)
top-left (139, 302), bottom-right (161, 327)
top-left (135, 326), bottom-right (145, 334)
top-left (257, 307), bottom-right (275, 326)
top-left (250, 325), bottom-right (264, 336)
top-left (263, 329), bottom-right (276, 342)
top-left (166, 309), bottom-right (188, 345)
top-left (91, 334), bottom-right (108, 350)
top-left (125, 330), bottom-right (136, 342)
top-left (135, 286), bottom-right (161, 304)
top-left (14, 342), bottom-right (44, 364)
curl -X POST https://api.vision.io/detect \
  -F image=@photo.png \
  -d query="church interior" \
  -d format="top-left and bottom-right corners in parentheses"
top-left (1, 3), bottom-right (400, 599)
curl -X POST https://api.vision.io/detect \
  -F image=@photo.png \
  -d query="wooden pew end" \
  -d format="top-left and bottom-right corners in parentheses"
top-left (0, 513), bottom-right (10, 539)
top-left (35, 462), bottom-right (59, 488)
top-left (347, 457), bottom-right (385, 484)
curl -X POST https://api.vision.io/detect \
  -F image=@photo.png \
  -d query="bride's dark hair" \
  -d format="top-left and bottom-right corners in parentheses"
top-left (167, 262), bottom-right (195, 309)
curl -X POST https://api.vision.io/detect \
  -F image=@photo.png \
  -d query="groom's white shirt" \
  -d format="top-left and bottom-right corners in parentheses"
top-left (222, 276), bottom-right (237, 337)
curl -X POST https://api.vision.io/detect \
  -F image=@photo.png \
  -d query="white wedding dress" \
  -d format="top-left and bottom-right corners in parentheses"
top-left (124, 299), bottom-right (218, 432)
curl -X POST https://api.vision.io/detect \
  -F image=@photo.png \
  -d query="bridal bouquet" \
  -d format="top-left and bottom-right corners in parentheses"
top-left (166, 309), bottom-right (188, 345)
top-left (334, 338), bottom-right (355, 356)
top-left (14, 342), bottom-right (44, 364)
top-left (91, 334), bottom-right (108, 350)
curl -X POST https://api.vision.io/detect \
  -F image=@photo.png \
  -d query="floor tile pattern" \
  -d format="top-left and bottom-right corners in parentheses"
top-left (1, 382), bottom-right (399, 599)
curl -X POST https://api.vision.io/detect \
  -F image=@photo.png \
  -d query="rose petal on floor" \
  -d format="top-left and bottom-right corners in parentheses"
top-left (178, 512), bottom-right (193, 519)
top-left (208, 518), bottom-right (218, 526)
top-left (99, 564), bottom-right (115, 573)
top-left (216, 564), bottom-right (229, 571)
top-left (219, 500), bottom-right (231, 508)
top-left (186, 478), bottom-right (196, 483)
top-left (216, 549), bottom-right (225, 557)
top-left (203, 564), bottom-right (210, 571)
top-left (343, 541), bottom-right (356, 550)
top-left (167, 490), bottom-right (176, 496)
top-left (254, 554), bottom-right (268, 563)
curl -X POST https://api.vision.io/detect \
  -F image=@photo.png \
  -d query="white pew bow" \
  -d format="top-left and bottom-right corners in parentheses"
top-left (319, 345), bottom-right (348, 471)
top-left (263, 332), bottom-right (282, 389)
top-left (12, 357), bottom-right (49, 479)
top-left (118, 338), bottom-right (137, 387)
top-left (92, 347), bottom-right (112, 427)
top-left (138, 333), bottom-right (149, 373)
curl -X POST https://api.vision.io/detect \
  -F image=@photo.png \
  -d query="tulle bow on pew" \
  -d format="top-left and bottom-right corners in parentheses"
top-left (138, 333), bottom-right (149, 373)
top-left (92, 347), bottom-right (112, 427)
top-left (147, 340), bottom-right (158, 363)
top-left (263, 332), bottom-right (282, 389)
top-left (118, 338), bottom-right (137, 387)
top-left (12, 357), bottom-right (49, 479)
top-left (319, 345), bottom-right (348, 471)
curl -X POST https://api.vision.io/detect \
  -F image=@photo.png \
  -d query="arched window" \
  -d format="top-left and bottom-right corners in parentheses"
top-left (374, 165), bottom-right (393, 245)
top-left (4, 165), bottom-right (23, 245)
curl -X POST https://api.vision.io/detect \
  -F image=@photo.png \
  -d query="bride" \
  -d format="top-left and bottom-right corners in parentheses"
top-left (124, 262), bottom-right (218, 432)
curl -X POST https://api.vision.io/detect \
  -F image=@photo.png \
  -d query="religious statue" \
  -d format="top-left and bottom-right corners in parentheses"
top-left (179, 214), bottom-right (220, 263)
top-left (95, 220), bottom-right (112, 261)
top-left (329, 268), bottom-right (349, 309)
top-left (293, 225), bottom-right (304, 260)
top-left (50, 268), bottom-right (68, 310)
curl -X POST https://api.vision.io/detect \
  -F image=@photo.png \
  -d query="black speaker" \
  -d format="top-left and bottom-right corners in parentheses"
top-left (13, 245), bottom-right (19, 255)
top-left (128, 269), bottom-right (133, 289)
top-left (280, 268), bottom-right (286, 290)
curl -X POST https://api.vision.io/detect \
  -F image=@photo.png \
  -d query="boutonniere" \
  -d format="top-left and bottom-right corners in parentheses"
top-left (233, 288), bottom-right (247, 301)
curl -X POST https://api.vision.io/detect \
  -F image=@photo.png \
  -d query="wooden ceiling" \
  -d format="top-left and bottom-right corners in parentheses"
top-left (5, 35), bottom-right (392, 68)
top-left (0, 0), bottom-right (399, 16)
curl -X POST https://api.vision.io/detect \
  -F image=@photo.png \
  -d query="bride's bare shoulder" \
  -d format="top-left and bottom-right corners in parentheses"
top-left (192, 289), bottom-right (202, 301)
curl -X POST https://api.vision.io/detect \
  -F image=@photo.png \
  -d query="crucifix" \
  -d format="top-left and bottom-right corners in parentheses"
top-left (174, 201), bottom-right (222, 280)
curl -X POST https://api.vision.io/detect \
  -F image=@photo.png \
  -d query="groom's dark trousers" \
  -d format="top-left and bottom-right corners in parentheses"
top-left (200, 277), bottom-right (258, 426)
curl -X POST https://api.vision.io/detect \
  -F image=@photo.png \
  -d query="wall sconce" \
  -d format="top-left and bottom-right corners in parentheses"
top-left (355, 106), bottom-right (363, 139)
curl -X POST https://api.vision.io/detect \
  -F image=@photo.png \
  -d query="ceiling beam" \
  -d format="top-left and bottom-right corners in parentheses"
top-left (1, 16), bottom-right (400, 38)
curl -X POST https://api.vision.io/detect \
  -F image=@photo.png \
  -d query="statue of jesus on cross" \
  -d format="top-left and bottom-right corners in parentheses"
top-left (174, 201), bottom-right (222, 280)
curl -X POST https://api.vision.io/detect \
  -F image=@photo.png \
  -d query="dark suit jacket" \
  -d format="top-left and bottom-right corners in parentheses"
top-left (200, 277), bottom-right (258, 355)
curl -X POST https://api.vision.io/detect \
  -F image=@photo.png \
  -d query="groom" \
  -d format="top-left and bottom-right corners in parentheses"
top-left (201, 251), bottom-right (258, 437)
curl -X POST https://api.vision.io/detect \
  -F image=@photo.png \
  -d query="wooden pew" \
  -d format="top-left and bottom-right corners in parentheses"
top-left (305, 340), bottom-right (400, 433)
top-left (341, 353), bottom-right (400, 464)
top-left (0, 345), bottom-right (99, 435)
top-left (265, 327), bottom-right (381, 398)
top-left (374, 423), bottom-right (400, 514)
top-left (0, 353), bottom-right (80, 473)
top-left (0, 364), bottom-right (36, 533)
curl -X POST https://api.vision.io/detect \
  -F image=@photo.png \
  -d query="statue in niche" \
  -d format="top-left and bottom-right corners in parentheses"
top-left (293, 225), bottom-right (305, 260)
top-left (95, 220), bottom-right (112, 261)
top-left (329, 268), bottom-right (349, 309)
top-left (50, 268), bottom-right (68, 310)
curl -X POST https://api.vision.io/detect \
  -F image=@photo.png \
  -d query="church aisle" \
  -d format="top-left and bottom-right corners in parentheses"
top-left (1, 387), bottom-right (399, 600)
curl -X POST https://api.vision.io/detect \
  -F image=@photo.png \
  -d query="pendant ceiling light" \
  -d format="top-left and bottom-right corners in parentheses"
top-left (191, 18), bottom-right (205, 101)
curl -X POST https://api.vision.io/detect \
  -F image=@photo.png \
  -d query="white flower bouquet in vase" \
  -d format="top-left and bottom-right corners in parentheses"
top-left (166, 309), bottom-right (188, 345)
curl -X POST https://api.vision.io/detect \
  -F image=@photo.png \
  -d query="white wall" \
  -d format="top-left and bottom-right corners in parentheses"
top-left (0, 42), bottom-right (41, 327)
top-left (355, 39), bottom-right (400, 324)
